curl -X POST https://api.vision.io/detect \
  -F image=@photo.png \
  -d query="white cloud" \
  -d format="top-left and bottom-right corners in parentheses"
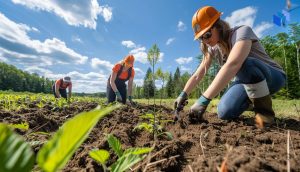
top-left (12, 0), bottom-right (112, 29)
top-left (224, 6), bottom-right (273, 38)
top-left (0, 12), bottom-right (88, 67)
top-left (130, 47), bottom-right (148, 64)
top-left (175, 57), bottom-right (193, 65)
top-left (91, 58), bottom-right (113, 70)
top-left (225, 6), bottom-right (257, 27)
top-left (180, 66), bottom-right (192, 72)
top-left (100, 5), bottom-right (113, 22)
top-left (121, 40), bottom-right (136, 48)
top-left (253, 22), bottom-right (273, 38)
top-left (166, 38), bottom-right (175, 45)
top-left (134, 67), bottom-right (145, 76)
top-left (177, 21), bottom-right (186, 31)
top-left (0, 56), bottom-right (8, 62)
top-left (72, 35), bottom-right (83, 43)
top-left (25, 66), bottom-right (109, 93)
top-left (25, 66), bottom-right (52, 74)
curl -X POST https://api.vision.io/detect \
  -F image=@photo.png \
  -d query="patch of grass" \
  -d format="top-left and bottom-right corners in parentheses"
top-left (135, 98), bottom-right (300, 118)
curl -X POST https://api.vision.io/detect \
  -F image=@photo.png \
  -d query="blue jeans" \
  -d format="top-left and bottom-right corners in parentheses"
top-left (217, 57), bottom-right (286, 120)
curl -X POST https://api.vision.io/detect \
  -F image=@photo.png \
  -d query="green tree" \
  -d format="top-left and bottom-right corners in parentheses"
top-left (165, 72), bottom-right (174, 98)
top-left (289, 23), bottom-right (300, 81)
top-left (143, 68), bottom-right (154, 99)
top-left (147, 44), bottom-right (160, 104)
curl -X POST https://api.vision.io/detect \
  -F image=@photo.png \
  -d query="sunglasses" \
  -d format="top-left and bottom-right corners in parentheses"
top-left (199, 29), bottom-right (213, 41)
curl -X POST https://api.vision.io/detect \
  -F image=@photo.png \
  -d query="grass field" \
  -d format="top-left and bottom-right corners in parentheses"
top-left (135, 98), bottom-right (300, 118)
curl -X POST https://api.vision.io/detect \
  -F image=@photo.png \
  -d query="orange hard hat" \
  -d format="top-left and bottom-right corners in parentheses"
top-left (192, 6), bottom-right (222, 40)
top-left (124, 54), bottom-right (134, 67)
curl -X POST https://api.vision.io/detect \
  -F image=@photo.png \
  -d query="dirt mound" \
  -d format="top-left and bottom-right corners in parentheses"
top-left (1, 103), bottom-right (300, 171)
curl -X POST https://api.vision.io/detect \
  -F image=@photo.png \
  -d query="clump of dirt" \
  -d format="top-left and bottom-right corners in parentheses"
top-left (1, 103), bottom-right (300, 172)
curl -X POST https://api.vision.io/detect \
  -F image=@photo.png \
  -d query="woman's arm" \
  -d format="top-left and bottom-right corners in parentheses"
top-left (55, 81), bottom-right (60, 98)
top-left (68, 84), bottom-right (72, 99)
top-left (203, 40), bottom-right (252, 99)
top-left (183, 54), bottom-right (213, 94)
top-left (109, 72), bottom-right (118, 92)
top-left (128, 77), bottom-right (134, 96)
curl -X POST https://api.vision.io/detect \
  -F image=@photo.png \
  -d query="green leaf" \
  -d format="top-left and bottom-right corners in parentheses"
top-left (110, 154), bottom-right (145, 172)
top-left (140, 113), bottom-right (154, 119)
top-left (37, 104), bottom-right (121, 172)
top-left (6, 122), bottom-right (29, 130)
top-left (158, 132), bottom-right (173, 141)
top-left (89, 149), bottom-right (110, 165)
top-left (123, 147), bottom-right (152, 155)
top-left (0, 124), bottom-right (35, 172)
top-left (107, 134), bottom-right (123, 157)
top-left (133, 123), bottom-right (153, 132)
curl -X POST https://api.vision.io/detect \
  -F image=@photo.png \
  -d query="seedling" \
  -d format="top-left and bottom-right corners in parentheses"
top-left (89, 134), bottom-right (152, 172)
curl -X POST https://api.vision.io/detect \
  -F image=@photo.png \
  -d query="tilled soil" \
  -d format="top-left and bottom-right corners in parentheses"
top-left (1, 103), bottom-right (300, 172)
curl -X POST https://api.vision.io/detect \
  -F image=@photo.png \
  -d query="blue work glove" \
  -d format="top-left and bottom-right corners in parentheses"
top-left (115, 91), bottom-right (122, 102)
top-left (189, 95), bottom-right (211, 122)
top-left (174, 91), bottom-right (188, 111)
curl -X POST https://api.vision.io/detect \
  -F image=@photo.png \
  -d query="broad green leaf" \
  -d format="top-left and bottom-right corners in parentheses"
top-left (107, 134), bottom-right (123, 157)
top-left (110, 154), bottom-right (145, 172)
top-left (123, 147), bottom-right (152, 155)
top-left (37, 104), bottom-right (121, 172)
top-left (89, 149), bottom-right (110, 165)
top-left (0, 124), bottom-right (35, 172)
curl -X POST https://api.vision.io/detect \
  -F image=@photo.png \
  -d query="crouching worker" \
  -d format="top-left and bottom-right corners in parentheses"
top-left (106, 55), bottom-right (136, 105)
top-left (53, 76), bottom-right (72, 101)
top-left (174, 6), bottom-right (286, 128)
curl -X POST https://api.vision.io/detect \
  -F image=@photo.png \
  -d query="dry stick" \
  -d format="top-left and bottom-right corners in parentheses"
top-left (132, 145), bottom-right (171, 171)
top-left (289, 133), bottom-right (297, 157)
top-left (199, 132), bottom-right (206, 157)
top-left (26, 121), bottom-right (50, 135)
top-left (141, 142), bottom-right (156, 172)
top-left (188, 165), bottom-right (194, 172)
top-left (287, 130), bottom-right (290, 172)
top-left (143, 155), bottom-right (180, 171)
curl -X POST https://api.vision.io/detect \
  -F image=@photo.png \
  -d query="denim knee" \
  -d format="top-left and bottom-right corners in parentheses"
top-left (217, 103), bottom-right (238, 120)
top-left (236, 57), bottom-right (270, 84)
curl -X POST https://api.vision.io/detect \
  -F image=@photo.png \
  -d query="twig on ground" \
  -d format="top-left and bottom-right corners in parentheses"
top-left (188, 165), bottom-right (194, 172)
top-left (143, 154), bottom-right (180, 171)
top-left (132, 144), bottom-right (171, 171)
top-left (199, 132), bottom-right (206, 157)
top-left (289, 132), bottom-right (297, 157)
top-left (26, 121), bottom-right (49, 136)
top-left (142, 142), bottom-right (156, 172)
top-left (287, 130), bottom-right (290, 172)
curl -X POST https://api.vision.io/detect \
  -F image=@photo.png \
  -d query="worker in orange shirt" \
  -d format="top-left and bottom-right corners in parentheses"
top-left (107, 55), bottom-right (135, 104)
top-left (53, 76), bottom-right (72, 100)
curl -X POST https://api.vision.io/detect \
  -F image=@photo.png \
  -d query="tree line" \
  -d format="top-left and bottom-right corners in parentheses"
top-left (0, 62), bottom-right (53, 93)
top-left (133, 23), bottom-right (300, 99)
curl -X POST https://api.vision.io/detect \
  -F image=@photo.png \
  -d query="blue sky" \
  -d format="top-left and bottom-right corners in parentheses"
top-left (1, 0), bottom-right (299, 93)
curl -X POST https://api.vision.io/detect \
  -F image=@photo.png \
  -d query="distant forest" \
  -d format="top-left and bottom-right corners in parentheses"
top-left (0, 62), bottom-right (53, 93)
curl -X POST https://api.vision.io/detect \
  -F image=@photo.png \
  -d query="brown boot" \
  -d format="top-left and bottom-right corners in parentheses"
top-left (250, 95), bottom-right (275, 128)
